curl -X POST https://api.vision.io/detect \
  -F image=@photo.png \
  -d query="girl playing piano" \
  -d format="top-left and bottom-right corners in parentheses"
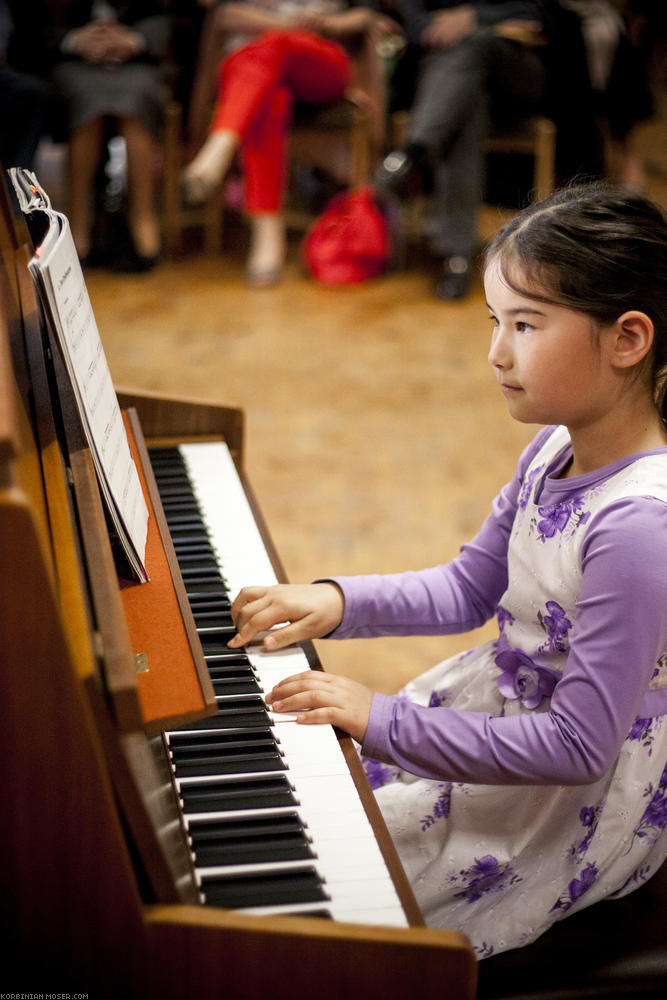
top-left (228, 182), bottom-right (667, 957)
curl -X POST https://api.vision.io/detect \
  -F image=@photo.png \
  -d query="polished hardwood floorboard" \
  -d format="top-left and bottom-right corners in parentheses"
top-left (85, 98), bottom-right (667, 695)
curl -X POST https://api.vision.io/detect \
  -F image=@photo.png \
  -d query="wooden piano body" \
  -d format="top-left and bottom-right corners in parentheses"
top-left (0, 175), bottom-right (477, 997)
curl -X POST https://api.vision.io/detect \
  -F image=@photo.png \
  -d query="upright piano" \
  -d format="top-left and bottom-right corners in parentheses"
top-left (0, 172), bottom-right (476, 997)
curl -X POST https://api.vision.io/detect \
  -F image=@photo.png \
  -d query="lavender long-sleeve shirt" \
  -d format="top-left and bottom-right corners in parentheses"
top-left (326, 429), bottom-right (667, 786)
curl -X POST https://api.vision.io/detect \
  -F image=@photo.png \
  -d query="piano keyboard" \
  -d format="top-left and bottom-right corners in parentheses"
top-left (149, 441), bottom-right (408, 927)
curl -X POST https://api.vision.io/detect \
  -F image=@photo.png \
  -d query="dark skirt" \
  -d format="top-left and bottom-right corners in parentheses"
top-left (52, 60), bottom-right (165, 140)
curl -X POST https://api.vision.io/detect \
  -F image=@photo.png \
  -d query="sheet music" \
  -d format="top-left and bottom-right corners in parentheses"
top-left (9, 168), bottom-right (149, 582)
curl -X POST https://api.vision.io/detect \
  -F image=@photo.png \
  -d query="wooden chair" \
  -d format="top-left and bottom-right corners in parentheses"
top-left (484, 114), bottom-right (556, 203)
top-left (161, 8), bottom-right (385, 257)
top-left (388, 111), bottom-right (556, 265)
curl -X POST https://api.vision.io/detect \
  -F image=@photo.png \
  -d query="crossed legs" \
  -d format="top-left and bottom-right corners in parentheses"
top-left (183, 29), bottom-right (350, 283)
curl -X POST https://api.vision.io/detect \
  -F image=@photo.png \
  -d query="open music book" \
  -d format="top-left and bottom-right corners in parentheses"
top-left (9, 167), bottom-right (149, 582)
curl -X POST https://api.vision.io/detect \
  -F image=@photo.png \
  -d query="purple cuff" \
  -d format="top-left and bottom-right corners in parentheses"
top-left (361, 692), bottom-right (398, 761)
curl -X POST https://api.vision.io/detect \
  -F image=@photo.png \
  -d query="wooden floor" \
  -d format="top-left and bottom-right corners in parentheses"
top-left (84, 96), bottom-right (667, 696)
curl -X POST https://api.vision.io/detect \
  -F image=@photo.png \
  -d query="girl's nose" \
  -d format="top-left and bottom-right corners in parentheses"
top-left (488, 327), bottom-right (511, 370)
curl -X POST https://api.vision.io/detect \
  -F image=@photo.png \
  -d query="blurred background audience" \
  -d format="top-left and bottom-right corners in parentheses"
top-left (1, 0), bottom-right (665, 288)
top-left (0, 0), bottom-right (52, 170)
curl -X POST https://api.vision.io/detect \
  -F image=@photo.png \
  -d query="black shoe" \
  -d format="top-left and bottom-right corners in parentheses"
top-left (435, 256), bottom-right (470, 301)
top-left (79, 245), bottom-right (109, 269)
top-left (373, 147), bottom-right (427, 199)
top-left (112, 248), bottom-right (159, 274)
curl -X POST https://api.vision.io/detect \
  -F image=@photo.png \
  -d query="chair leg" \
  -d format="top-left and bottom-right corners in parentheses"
top-left (533, 117), bottom-right (556, 201)
top-left (161, 101), bottom-right (183, 257)
top-left (203, 190), bottom-right (225, 255)
top-left (349, 107), bottom-right (372, 187)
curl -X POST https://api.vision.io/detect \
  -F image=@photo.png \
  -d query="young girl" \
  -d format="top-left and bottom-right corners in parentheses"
top-left (228, 182), bottom-right (667, 957)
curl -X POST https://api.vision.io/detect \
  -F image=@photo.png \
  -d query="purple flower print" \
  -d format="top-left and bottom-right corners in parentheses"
top-left (538, 601), bottom-right (572, 653)
top-left (580, 806), bottom-right (596, 828)
top-left (495, 648), bottom-right (558, 709)
top-left (628, 717), bottom-right (655, 756)
top-left (362, 757), bottom-right (397, 790)
top-left (537, 503), bottom-right (571, 538)
top-left (550, 862), bottom-right (598, 913)
top-left (632, 760), bottom-right (667, 847)
top-left (451, 855), bottom-right (522, 904)
top-left (476, 942), bottom-right (495, 959)
top-left (496, 605), bottom-right (514, 633)
top-left (568, 804), bottom-right (601, 858)
top-left (420, 783), bottom-right (452, 831)
top-left (535, 495), bottom-right (590, 542)
top-left (428, 689), bottom-right (452, 708)
top-left (616, 864), bottom-right (651, 895)
top-left (518, 464), bottom-right (543, 510)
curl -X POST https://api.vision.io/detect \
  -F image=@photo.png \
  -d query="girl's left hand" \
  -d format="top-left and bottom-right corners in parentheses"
top-left (265, 671), bottom-right (373, 744)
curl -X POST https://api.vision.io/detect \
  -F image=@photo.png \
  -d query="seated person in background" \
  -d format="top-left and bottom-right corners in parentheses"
top-left (46, 0), bottom-right (169, 271)
top-left (561, 1), bottom-right (655, 189)
top-left (0, 0), bottom-right (52, 170)
top-left (182, 1), bottom-right (400, 287)
top-left (373, 0), bottom-right (567, 301)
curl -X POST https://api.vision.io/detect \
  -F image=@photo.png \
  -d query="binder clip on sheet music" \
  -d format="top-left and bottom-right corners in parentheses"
top-left (9, 168), bottom-right (149, 582)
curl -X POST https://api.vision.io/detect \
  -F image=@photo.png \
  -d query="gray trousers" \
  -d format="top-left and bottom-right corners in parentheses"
top-left (406, 29), bottom-right (546, 259)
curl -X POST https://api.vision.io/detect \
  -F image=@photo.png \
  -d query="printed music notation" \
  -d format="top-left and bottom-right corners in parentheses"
top-left (8, 167), bottom-right (149, 582)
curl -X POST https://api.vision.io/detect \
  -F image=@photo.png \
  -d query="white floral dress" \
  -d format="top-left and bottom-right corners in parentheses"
top-left (361, 426), bottom-right (667, 958)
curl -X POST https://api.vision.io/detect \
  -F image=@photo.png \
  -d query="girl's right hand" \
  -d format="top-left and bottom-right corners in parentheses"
top-left (229, 582), bottom-right (344, 651)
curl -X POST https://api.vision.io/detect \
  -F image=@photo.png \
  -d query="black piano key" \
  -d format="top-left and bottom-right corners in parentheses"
top-left (173, 544), bottom-right (218, 560)
top-left (170, 731), bottom-right (283, 777)
top-left (204, 651), bottom-right (252, 667)
top-left (199, 635), bottom-right (240, 656)
top-left (190, 597), bottom-right (233, 613)
top-left (186, 582), bottom-right (230, 600)
top-left (189, 814), bottom-right (314, 867)
top-left (169, 729), bottom-right (276, 754)
top-left (179, 774), bottom-right (297, 814)
top-left (206, 665), bottom-right (257, 680)
top-left (177, 560), bottom-right (222, 577)
top-left (163, 512), bottom-right (208, 527)
top-left (211, 677), bottom-right (262, 697)
top-left (200, 867), bottom-right (329, 909)
top-left (154, 486), bottom-right (197, 500)
top-left (191, 813), bottom-right (305, 842)
top-left (187, 583), bottom-right (229, 595)
top-left (205, 655), bottom-right (252, 670)
top-left (148, 451), bottom-right (182, 468)
top-left (172, 749), bottom-right (284, 777)
top-left (180, 703), bottom-right (270, 730)
top-left (206, 658), bottom-right (254, 672)
top-left (194, 611), bottom-right (235, 629)
top-left (178, 566), bottom-right (223, 581)
top-left (169, 727), bottom-right (274, 747)
top-left (161, 502), bottom-right (202, 518)
top-left (169, 528), bottom-right (211, 545)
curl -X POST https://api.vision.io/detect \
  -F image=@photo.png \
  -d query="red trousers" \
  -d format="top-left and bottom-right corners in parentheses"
top-left (211, 30), bottom-right (350, 213)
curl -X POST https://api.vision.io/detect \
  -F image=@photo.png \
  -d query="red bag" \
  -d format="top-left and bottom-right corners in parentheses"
top-left (302, 186), bottom-right (390, 285)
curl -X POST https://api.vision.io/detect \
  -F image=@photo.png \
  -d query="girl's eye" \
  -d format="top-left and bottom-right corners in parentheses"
top-left (515, 321), bottom-right (533, 333)
top-left (488, 315), bottom-right (499, 328)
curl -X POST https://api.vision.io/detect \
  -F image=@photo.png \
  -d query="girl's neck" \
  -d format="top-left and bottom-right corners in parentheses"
top-left (565, 404), bottom-right (667, 479)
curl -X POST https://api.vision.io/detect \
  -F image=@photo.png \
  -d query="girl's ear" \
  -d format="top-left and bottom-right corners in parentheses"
top-left (610, 311), bottom-right (655, 370)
